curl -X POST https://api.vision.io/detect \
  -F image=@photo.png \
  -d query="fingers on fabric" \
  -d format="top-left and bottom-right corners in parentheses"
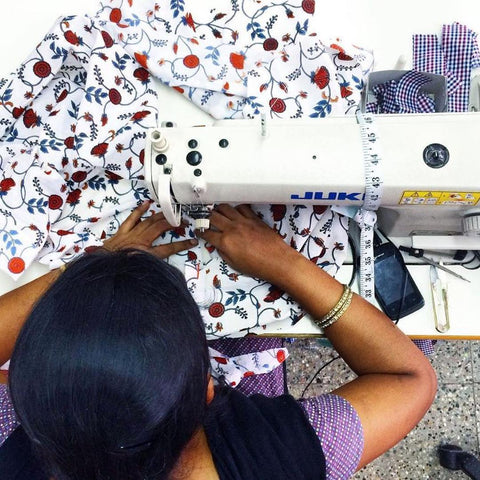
top-left (152, 239), bottom-right (198, 258)
top-left (119, 201), bottom-right (150, 232)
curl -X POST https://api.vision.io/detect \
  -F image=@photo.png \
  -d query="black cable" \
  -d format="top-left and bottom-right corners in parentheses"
top-left (347, 233), bottom-right (357, 288)
top-left (300, 355), bottom-right (341, 398)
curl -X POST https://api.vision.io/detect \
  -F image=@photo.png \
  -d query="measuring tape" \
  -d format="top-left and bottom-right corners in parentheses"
top-left (354, 111), bottom-right (383, 301)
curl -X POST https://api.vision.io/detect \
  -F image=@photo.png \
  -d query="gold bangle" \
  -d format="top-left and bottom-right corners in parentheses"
top-left (314, 284), bottom-right (353, 330)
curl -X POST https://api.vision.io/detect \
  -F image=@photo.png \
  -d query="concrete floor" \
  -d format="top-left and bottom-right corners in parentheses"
top-left (286, 339), bottom-right (480, 479)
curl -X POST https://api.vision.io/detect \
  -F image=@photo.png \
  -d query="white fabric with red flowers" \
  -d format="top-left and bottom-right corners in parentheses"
top-left (0, 0), bottom-right (373, 337)
top-left (209, 346), bottom-right (288, 388)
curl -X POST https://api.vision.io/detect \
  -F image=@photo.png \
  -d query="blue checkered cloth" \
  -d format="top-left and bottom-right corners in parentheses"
top-left (413, 22), bottom-right (480, 112)
top-left (366, 70), bottom-right (436, 114)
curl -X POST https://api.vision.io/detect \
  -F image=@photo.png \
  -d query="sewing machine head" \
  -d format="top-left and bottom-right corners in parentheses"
top-left (144, 113), bottom-right (480, 248)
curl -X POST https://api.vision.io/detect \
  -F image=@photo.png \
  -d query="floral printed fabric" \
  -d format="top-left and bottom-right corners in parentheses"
top-left (0, 0), bottom-right (373, 337)
top-left (209, 345), bottom-right (288, 388)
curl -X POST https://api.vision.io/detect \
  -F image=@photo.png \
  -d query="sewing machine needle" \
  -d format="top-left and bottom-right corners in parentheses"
top-left (422, 256), bottom-right (471, 283)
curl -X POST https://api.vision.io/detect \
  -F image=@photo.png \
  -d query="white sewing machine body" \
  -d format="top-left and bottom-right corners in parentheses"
top-left (145, 112), bottom-right (480, 247)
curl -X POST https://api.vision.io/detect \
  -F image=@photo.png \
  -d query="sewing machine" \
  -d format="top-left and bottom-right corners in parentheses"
top-left (1, 0), bottom-right (480, 339)
top-left (144, 113), bottom-right (480, 248)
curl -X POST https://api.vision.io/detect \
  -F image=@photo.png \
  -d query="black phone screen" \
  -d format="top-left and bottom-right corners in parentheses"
top-left (374, 243), bottom-right (424, 319)
top-left (375, 254), bottom-right (415, 305)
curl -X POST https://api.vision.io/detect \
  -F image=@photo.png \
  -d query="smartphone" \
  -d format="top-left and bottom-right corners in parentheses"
top-left (374, 241), bottom-right (425, 320)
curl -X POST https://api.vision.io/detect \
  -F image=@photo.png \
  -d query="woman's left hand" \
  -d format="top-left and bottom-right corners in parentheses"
top-left (102, 201), bottom-right (197, 258)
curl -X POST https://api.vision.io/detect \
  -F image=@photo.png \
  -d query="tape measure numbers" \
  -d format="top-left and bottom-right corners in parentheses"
top-left (355, 111), bottom-right (383, 301)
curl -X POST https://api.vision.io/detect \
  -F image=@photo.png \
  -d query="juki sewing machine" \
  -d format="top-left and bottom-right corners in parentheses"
top-left (144, 111), bottom-right (480, 337)
top-left (144, 112), bottom-right (480, 250)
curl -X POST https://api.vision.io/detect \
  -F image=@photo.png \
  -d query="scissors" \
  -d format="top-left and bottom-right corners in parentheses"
top-left (430, 265), bottom-right (450, 333)
top-left (399, 246), bottom-right (471, 283)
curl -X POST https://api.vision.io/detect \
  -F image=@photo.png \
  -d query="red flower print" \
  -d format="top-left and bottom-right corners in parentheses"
top-left (264, 286), bottom-right (284, 303)
top-left (48, 194), bottom-right (63, 210)
top-left (33, 60), bottom-right (51, 78)
top-left (313, 205), bottom-right (328, 215)
top-left (64, 30), bottom-right (80, 45)
top-left (23, 109), bottom-right (39, 128)
top-left (125, 158), bottom-right (132, 169)
top-left (312, 66), bottom-right (330, 89)
top-left (209, 302), bottom-right (225, 318)
top-left (173, 86), bottom-right (184, 94)
top-left (0, 178), bottom-right (15, 192)
top-left (338, 51), bottom-right (353, 61)
top-left (131, 110), bottom-right (151, 122)
top-left (109, 88), bottom-right (122, 105)
top-left (90, 142), bottom-right (109, 157)
top-left (301, 0), bottom-right (315, 14)
top-left (56, 89), bottom-right (68, 102)
top-left (184, 12), bottom-right (196, 31)
top-left (215, 322), bottom-right (223, 332)
top-left (340, 85), bottom-right (353, 98)
top-left (12, 107), bottom-right (24, 119)
top-left (269, 97), bottom-right (286, 113)
top-left (64, 136), bottom-right (75, 149)
top-left (71, 171), bottom-right (87, 183)
top-left (66, 188), bottom-right (81, 205)
top-left (133, 67), bottom-right (150, 83)
top-left (270, 204), bottom-right (286, 221)
top-left (105, 170), bottom-right (122, 182)
top-left (109, 7), bottom-right (122, 23)
top-left (213, 356), bottom-right (228, 365)
top-left (57, 230), bottom-right (74, 236)
top-left (8, 257), bottom-right (25, 274)
top-left (183, 54), bottom-right (200, 68)
top-left (134, 52), bottom-right (148, 68)
top-left (101, 30), bottom-right (114, 48)
top-left (230, 52), bottom-right (245, 69)
top-left (139, 149), bottom-right (145, 165)
top-left (276, 350), bottom-right (286, 363)
top-left (243, 371), bottom-right (255, 378)
top-left (187, 250), bottom-right (198, 261)
top-left (213, 275), bottom-right (221, 288)
top-left (263, 38), bottom-right (279, 51)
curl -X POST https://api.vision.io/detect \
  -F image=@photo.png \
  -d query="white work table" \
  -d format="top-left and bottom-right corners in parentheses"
top-left (1, 0), bottom-right (480, 340)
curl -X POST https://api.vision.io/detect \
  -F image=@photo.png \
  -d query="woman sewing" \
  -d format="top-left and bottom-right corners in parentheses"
top-left (0, 202), bottom-right (436, 480)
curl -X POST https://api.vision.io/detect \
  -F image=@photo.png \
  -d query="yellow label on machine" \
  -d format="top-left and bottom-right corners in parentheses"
top-left (400, 191), bottom-right (480, 206)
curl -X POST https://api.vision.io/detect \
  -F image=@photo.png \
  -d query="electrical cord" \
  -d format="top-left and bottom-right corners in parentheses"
top-left (300, 355), bottom-right (341, 398)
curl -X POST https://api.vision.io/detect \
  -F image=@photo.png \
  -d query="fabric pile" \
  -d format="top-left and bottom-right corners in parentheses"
top-left (365, 70), bottom-right (437, 114)
top-left (0, 0), bottom-right (374, 337)
top-left (413, 22), bottom-right (480, 112)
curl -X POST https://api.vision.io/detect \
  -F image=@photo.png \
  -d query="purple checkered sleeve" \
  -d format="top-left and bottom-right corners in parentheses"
top-left (299, 394), bottom-right (364, 480)
top-left (0, 383), bottom-right (19, 448)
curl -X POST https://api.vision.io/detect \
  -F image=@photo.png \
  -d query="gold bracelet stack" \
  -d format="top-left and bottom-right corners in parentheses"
top-left (314, 284), bottom-right (353, 330)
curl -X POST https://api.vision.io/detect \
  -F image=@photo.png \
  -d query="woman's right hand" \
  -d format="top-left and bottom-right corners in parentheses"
top-left (197, 204), bottom-right (297, 282)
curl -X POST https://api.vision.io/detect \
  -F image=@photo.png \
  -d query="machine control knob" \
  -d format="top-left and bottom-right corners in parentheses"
top-left (186, 150), bottom-right (202, 166)
top-left (155, 153), bottom-right (167, 165)
top-left (423, 143), bottom-right (449, 168)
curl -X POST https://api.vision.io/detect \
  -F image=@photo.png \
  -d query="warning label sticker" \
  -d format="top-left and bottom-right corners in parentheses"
top-left (400, 191), bottom-right (480, 206)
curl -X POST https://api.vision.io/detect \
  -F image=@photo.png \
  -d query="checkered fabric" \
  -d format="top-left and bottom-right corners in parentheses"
top-left (366, 71), bottom-right (436, 114)
top-left (413, 23), bottom-right (480, 112)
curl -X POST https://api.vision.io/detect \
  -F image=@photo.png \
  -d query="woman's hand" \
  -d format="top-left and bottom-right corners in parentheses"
top-left (103, 201), bottom-right (197, 258)
top-left (196, 204), bottom-right (297, 282)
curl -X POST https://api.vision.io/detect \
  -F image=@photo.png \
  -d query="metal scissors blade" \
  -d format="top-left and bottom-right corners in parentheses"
top-left (422, 256), bottom-right (471, 283)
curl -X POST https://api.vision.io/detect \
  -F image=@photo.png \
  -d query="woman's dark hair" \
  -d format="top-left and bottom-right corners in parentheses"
top-left (9, 249), bottom-right (210, 480)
